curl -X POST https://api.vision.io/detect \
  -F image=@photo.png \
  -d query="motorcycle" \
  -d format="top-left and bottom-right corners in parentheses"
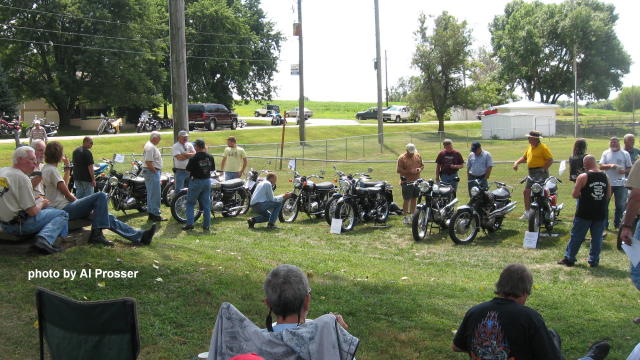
top-left (411, 177), bottom-right (459, 241)
top-left (136, 111), bottom-right (160, 133)
top-left (0, 114), bottom-right (21, 136)
top-left (448, 180), bottom-right (518, 244)
top-left (270, 112), bottom-right (286, 126)
top-left (104, 156), bottom-right (147, 214)
top-left (521, 175), bottom-right (564, 234)
top-left (26, 116), bottom-right (58, 137)
top-left (279, 170), bottom-right (336, 223)
top-left (68, 158), bottom-right (115, 194)
top-left (330, 168), bottom-right (393, 232)
top-left (170, 171), bottom-right (250, 223)
top-left (97, 114), bottom-right (122, 135)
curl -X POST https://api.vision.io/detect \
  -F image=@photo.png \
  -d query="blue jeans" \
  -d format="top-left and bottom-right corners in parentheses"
top-left (143, 168), bottom-right (161, 216)
top-left (1, 208), bottom-right (69, 245)
top-left (174, 169), bottom-right (189, 191)
top-left (630, 221), bottom-right (640, 291)
top-left (564, 216), bottom-right (606, 265)
top-left (62, 192), bottom-right (142, 243)
top-left (75, 180), bottom-right (94, 199)
top-left (440, 173), bottom-right (459, 192)
top-left (607, 186), bottom-right (627, 229)
top-left (224, 172), bottom-right (240, 181)
top-left (186, 178), bottom-right (212, 228)
top-left (251, 200), bottom-right (283, 225)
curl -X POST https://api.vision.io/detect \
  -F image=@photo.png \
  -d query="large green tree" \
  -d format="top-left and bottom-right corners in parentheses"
top-left (0, 0), bottom-right (167, 127)
top-left (0, 61), bottom-right (17, 115)
top-left (411, 12), bottom-right (472, 132)
top-left (490, 0), bottom-right (630, 103)
top-left (464, 47), bottom-right (518, 109)
top-left (615, 86), bottom-right (640, 112)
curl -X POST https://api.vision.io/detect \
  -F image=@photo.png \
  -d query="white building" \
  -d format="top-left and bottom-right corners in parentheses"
top-left (481, 100), bottom-right (559, 139)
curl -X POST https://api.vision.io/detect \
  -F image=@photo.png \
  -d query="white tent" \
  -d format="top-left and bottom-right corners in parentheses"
top-left (482, 100), bottom-right (559, 139)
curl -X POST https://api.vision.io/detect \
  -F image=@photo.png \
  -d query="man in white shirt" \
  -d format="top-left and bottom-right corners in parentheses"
top-left (143, 131), bottom-right (166, 222)
top-left (600, 136), bottom-right (632, 230)
top-left (172, 130), bottom-right (196, 192)
top-left (247, 173), bottom-right (291, 229)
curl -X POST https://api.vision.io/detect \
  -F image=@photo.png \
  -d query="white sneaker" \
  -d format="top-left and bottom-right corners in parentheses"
top-left (403, 216), bottom-right (411, 224)
top-left (519, 210), bottom-right (530, 220)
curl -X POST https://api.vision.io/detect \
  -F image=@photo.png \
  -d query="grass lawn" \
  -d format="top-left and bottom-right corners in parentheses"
top-left (1, 124), bottom-right (639, 359)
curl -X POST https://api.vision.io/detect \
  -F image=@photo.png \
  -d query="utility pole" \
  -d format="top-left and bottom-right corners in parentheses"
top-left (384, 50), bottom-right (389, 108)
top-left (168, 0), bottom-right (188, 142)
top-left (374, 0), bottom-right (384, 146)
top-left (297, 0), bottom-right (305, 145)
top-left (573, 45), bottom-right (578, 138)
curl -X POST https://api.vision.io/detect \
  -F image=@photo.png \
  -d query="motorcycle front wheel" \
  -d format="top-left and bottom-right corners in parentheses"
top-left (222, 191), bottom-right (247, 217)
top-left (375, 194), bottom-right (390, 222)
top-left (449, 209), bottom-right (479, 244)
top-left (528, 209), bottom-right (541, 233)
top-left (171, 189), bottom-right (202, 223)
top-left (279, 197), bottom-right (299, 223)
top-left (412, 207), bottom-right (431, 242)
top-left (335, 201), bottom-right (356, 232)
top-left (325, 197), bottom-right (338, 225)
top-left (96, 121), bottom-right (107, 135)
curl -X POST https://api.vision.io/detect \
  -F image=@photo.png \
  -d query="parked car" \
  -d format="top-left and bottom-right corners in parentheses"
top-left (355, 107), bottom-right (387, 120)
top-left (254, 104), bottom-right (281, 117)
top-left (285, 107), bottom-right (313, 119)
top-left (382, 105), bottom-right (419, 122)
top-left (476, 107), bottom-right (497, 120)
top-left (188, 103), bottom-right (239, 131)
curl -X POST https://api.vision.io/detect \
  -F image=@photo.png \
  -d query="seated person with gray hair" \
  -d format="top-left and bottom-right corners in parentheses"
top-left (207, 264), bottom-right (359, 360)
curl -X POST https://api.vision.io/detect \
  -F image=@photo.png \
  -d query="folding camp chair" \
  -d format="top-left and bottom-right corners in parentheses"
top-left (35, 287), bottom-right (140, 360)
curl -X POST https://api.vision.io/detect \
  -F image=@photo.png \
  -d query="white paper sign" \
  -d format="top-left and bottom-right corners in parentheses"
top-left (288, 159), bottom-right (296, 171)
top-left (523, 231), bottom-right (539, 248)
top-left (330, 218), bottom-right (342, 234)
top-left (558, 160), bottom-right (566, 177)
top-left (114, 154), bottom-right (125, 163)
top-left (622, 236), bottom-right (640, 267)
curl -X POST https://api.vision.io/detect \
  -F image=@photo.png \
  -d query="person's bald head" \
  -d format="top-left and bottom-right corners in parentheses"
top-left (583, 154), bottom-right (596, 170)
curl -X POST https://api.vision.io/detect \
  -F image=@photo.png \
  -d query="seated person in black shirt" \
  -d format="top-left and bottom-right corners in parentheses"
top-left (453, 263), bottom-right (610, 360)
top-left (183, 139), bottom-right (215, 231)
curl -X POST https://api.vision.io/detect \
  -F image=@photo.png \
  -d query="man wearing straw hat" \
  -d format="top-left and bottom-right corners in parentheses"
top-left (513, 131), bottom-right (554, 219)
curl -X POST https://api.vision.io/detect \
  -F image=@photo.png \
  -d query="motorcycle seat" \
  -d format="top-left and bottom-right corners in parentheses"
top-left (314, 181), bottom-right (335, 190)
top-left (361, 181), bottom-right (385, 188)
top-left (221, 178), bottom-right (245, 190)
top-left (356, 186), bottom-right (383, 194)
top-left (132, 176), bottom-right (146, 184)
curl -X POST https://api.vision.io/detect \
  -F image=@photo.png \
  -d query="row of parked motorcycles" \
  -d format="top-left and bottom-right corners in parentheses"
top-left (0, 114), bottom-right (58, 138)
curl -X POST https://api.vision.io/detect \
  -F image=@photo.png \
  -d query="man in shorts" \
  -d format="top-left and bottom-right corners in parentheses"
top-left (513, 131), bottom-right (553, 219)
top-left (396, 143), bottom-right (424, 224)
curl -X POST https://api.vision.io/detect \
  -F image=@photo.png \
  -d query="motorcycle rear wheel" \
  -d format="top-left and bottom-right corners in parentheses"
top-left (279, 197), bottom-right (299, 223)
top-left (449, 209), bottom-right (479, 244)
top-left (171, 189), bottom-right (202, 223)
top-left (161, 183), bottom-right (175, 206)
top-left (412, 207), bottom-right (431, 242)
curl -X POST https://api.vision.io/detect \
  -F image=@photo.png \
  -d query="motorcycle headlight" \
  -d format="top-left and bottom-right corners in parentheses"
top-left (294, 178), bottom-right (301, 188)
top-left (470, 186), bottom-right (480, 197)
top-left (531, 183), bottom-right (543, 194)
top-left (131, 164), bottom-right (139, 173)
top-left (109, 176), bottom-right (119, 186)
top-left (340, 179), bottom-right (350, 192)
top-left (418, 182), bottom-right (430, 192)
top-left (432, 184), bottom-right (439, 192)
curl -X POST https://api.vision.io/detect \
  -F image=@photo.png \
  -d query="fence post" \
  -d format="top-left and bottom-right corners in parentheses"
top-left (362, 135), bottom-right (365, 158)
top-left (302, 142), bottom-right (305, 167)
top-left (325, 140), bottom-right (328, 160)
top-left (345, 137), bottom-right (348, 160)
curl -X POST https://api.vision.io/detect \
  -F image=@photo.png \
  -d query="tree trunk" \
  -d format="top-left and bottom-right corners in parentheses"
top-left (437, 111), bottom-right (445, 133)
top-left (163, 102), bottom-right (168, 119)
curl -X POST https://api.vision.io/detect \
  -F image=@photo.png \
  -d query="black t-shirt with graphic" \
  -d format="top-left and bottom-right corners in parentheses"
top-left (453, 298), bottom-right (561, 360)
top-left (72, 146), bottom-right (94, 182)
top-left (576, 171), bottom-right (608, 220)
top-left (186, 152), bottom-right (215, 179)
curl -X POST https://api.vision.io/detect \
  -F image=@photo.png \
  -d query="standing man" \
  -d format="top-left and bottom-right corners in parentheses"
top-left (143, 131), bottom-right (166, 222)
top-left (513, 131), bottom-right (554, 219)
top-left (183, 139), bottom-right (215, 231)
top-left (172, 130), bottom-right (196, 191)
top-left (452, 263), bottom-right (610, 360)
top-left (620, 159), bottom-right (640, 320)
top-left (600, 136), bottom-right (632, 230)
top-left (558, 155), bottom-right (611, 267)
top-left (396, 143), bottom-right (424, 224)
top-left (29, 118), bottom-right (47, 145)
top-left (466, 141), bottom-right (493, 196)
top-left (0, 146), bottom-right (69, 254)
top-left (220, 136), bottom-right (247, 181)
top-left (30, 139), bottom-right (46, 198)
top-left (72, 137), bottom-right (96, 199)
top-left (435, 139), bottom-right (464, 192)
top-left (247, 173), bottom-right (291, 229)
top-left (624, 133), bottom-right (640, 164)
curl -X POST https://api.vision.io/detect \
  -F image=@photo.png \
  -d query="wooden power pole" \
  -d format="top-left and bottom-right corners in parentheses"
top-left (374, 0), bottom-right (384, 146)
top-left (168, 0), bottom-right (188, 141)
top-left (297, 0), bottom-right (305, 145)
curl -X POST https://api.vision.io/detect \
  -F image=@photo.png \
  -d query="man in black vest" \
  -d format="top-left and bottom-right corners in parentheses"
top-left (558, 155), bottom-right (611, 267)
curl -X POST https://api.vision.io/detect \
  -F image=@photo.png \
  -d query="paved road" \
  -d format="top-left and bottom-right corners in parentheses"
top-left (0, 118), bottom-right (480, 144)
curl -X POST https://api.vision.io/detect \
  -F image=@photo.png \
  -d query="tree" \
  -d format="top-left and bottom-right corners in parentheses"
top-left (0, 61), bottom-right (17, 115)
top-left (490, 0), bottom-right (630, 103)
top-left (411, 12), bottom-right (472, 132)
top-left (388, 76), bottom-right (414, 102)
top-left (615, 86), bottom-right (640, 112)
top-left (463, 47), bottom-right (518, 109)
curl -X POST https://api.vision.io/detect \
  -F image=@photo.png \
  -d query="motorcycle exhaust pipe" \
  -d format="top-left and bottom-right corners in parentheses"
top-left (225, 205), bottom-right (247, 212)
top-left (489, 201), bottom-right (518, 217)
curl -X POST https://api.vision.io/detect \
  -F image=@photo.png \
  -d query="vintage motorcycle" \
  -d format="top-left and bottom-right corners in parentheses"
top-left (104, 157), bottom-right (147, 213)
top-left (68, 158), bottom-right (114, 194)
top-left (448, 180), bottom-right (518, 244)
top-left (136, 111), bottom-right (160, 133)
top-left (521, 175), bottom-right (564, 234)
top-left (97, 114), bottom-right (122, 135)
top-left (26, 116), bottom-right (58, 137)
top-left (170, 171), bottom-right (250, 223)
top-left (279, 170), bottom-right (336, 223)
top-left (330, 168), bottom-right (393, 232)
top-left (410, 177), bottom-right (459, 242)
top-left (0, 114), bottom-right (21, 136)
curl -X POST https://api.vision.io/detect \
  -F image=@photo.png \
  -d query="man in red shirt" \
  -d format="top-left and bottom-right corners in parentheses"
top-left (436, 139), bottom-right (464, 193)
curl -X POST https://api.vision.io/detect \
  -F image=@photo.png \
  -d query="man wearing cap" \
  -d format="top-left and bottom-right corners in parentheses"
top-left (513, 131), bottom-right (554, 219)
top-left (29, 119), bottom-right (47, 145)
top-left (436, 139), bottom-right (464, 192)
top-left (143, 131), bottom-right (166, 222)
top-left (220, 136), bottom-right (248, 181)
top-left (172, 130), bottom-right (196, 192)
top-left (72, 136), bottom-right (96, 199)
top-left (183, 139), bottom-right (215, 231)
top-left (600, 136), bottom-right (632, 230)
top-left (396, 143), bottom-right (424, 224)
top-left (467, 142), bottom-right (493, 196)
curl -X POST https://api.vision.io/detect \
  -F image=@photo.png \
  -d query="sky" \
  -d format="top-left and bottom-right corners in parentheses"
top-left (259, 0), bottom-right (640, 103)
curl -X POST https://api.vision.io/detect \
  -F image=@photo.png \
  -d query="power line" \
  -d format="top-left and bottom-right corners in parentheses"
top-left (0, 4), bottom-right (150, 27)
top-left (1, 23), bottom-right (164, 44)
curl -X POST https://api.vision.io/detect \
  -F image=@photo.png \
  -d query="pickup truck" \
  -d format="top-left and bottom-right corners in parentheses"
top-left (382, 105), bottom-right (420, 122)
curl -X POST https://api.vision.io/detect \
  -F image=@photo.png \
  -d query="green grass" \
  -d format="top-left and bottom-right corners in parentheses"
top-left (1, 124), bottom-right (638, 359)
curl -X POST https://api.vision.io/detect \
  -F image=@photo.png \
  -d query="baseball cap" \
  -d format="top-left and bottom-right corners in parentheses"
top-left (470, 141), bottom-right (481, 152)
top-left (228, 354), bottom-right (264, 360)
top-left (178, 130), bottom-right (189, 137)
top-left (406, 143), bottom-right (416, 153)
top-left (33, 119), bottom-right (41, 125)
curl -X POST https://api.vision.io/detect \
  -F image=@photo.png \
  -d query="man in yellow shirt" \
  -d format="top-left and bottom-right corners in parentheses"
top-left (512, 131), bottom-right (554, 219)
top-left (220, 136), bottom-right (248, 181)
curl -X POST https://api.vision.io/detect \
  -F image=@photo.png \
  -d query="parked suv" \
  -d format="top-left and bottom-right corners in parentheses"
top-left (254, 104), bottom-right (280, 117)
top-left (188, 103), bottom-right (239, 131)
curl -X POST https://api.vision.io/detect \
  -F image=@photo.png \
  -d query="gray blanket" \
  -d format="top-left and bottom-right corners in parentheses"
top-left (207, 302), bottom-right (359, 360)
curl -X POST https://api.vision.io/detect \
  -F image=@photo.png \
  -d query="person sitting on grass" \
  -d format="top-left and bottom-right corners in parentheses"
top-left (41, 141), bottom-right (157, 247)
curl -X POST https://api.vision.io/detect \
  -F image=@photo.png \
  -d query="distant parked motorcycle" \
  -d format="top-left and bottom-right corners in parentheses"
top-left (26, 115), bottom-right (58, 137)
top-left (97, 114), bottom-right (122, 135)
top-left (136, 111), bottom-right (160, 133)
top-left (270, 112), bottom-right (286, 126)
top-left (410, 177), bottom-right (458, 241)
top-left (0, 114), bottom-right (21, 136)
top-left (521, 175), bottom-right (564, 234)
top-left (279, 170), bottom-right (336, 223)
top-left (448, 180), bottom-right (517, 244)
